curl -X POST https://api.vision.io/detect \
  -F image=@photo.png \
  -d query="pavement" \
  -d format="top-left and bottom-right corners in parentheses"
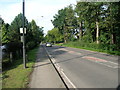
top-left (29, 45), bottom-right (65, 88)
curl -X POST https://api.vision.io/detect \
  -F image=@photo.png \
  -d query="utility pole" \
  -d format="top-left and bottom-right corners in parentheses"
top-left (22, 0), bottom-right (26, 68)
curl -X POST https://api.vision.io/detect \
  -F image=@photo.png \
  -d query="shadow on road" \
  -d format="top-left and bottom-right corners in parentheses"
top-left (33, 45), bottom-right (67, 68)
top-left (45, 45), bottom-right (118, 66)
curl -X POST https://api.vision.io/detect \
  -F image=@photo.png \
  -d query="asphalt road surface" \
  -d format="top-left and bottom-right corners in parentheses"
top-left (45, 45), bottom-right (119, 88)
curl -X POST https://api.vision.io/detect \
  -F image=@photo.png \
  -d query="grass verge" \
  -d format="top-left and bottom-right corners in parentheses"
top-left (2, 46), bottom-right (39, 88)
top-left (56, 42), bottom-right (120, 56)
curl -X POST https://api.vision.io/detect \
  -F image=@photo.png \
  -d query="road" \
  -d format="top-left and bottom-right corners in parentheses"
top-left (45, 45), bottom-right (119, 88)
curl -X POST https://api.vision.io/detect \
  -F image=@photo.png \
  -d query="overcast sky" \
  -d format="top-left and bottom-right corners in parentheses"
top-left (0, 0), bottom-right (77, 35)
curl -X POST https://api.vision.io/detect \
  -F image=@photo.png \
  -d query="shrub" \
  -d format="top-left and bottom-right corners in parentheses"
top-left (63, 41), bottom-right (120, 55)
top-left (26, 41), bottom-right (36, 50)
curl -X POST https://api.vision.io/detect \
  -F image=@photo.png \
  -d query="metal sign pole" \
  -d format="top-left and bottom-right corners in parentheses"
top-left (23, 0), bottom-right (26, 68)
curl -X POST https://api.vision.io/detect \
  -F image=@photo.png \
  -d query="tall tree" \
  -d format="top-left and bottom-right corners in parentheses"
top-left (90, 3), bottom-right (104, 44)
top-left (26, 19), bottom-right (44, 49)
top-left (46, 28), bottom-right (64, 43)
top-left (75, 2), bottom-right (89, 40)
top-left (2, 23), bottom-right (10, 44)
top-left (0, 16), bottom-right (4, 44)
top-left (8, 13), bottom-right (28, 42)
top-left (52, 5), bottom-right (77, 43)
top-left (106, 2), bottom-right (120, 45)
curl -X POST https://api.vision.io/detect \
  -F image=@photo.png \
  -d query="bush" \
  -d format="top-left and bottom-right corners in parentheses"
top-left (82, 35), bottom-right (93, 43)
top-left (63, 41), bottom-right (120, 55)
top-left (26, 41), bottom-right (36, 50)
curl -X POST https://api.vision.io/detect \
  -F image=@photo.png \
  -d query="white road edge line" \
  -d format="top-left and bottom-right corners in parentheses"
top-left (44, 47), bottom-right (77, 89)
top-left (60, 70), bottom-right (77, 89)
top-left (52, 57), bottom-right (77, 89)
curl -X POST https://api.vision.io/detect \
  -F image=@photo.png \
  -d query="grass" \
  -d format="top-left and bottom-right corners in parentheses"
top-left (55, 43), bottom-right (64, 46)
top-left (56, 42), bottom-right (120, 56)
top-left (2, 46), bottom-right (39, 88)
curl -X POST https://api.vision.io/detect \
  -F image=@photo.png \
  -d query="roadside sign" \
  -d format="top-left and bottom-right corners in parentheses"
top-left (20, 28), bottom-right (26, 34)
top-left (21, 36), bottom-right (23, 42)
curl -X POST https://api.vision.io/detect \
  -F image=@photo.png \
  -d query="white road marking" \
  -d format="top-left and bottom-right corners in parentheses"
top-left (98, 62), bottom-right (118, 68)
top-left (53, 58), bottom-right (77, 89)
top-left (45, 47), bottom-right (77, 89)
top-left (45, 46), bottom-right (118, 89)
top-left (52, 57), bottom-right (77, 88)
top-left (61, 70), bottom-right (77, 89)
top-left (107, 61), bottom-right (118, 65)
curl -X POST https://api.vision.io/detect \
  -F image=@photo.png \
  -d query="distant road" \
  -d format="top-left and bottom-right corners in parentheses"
top-left (45, 45), bottom-right (118, 88)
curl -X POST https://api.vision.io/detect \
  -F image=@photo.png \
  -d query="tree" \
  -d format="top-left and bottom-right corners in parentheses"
top-left (1, 13), bottom-right (44, 50)
top-left (28, 20), bottom-right (44, 43)
top-left (26, 19), bottom-right (44, 49)
top-left (2, 23), bottom-right (10, 44)
top-left (0, 16), bottom-right (4, 44)
top-left (106, 2), bottom-right (120, 45)
top-left (90, 3), bottom-right (104, 44)
top-left (46, 28), bottom-right (64, 43)
top-left (75, 2), bottom-right (107, 44)
top-left (8, 13), bottom-right (28, 42)
top-left (52, 5), bottom-right (77, 43)
top-left (75, 2), bottom-right (89, 40)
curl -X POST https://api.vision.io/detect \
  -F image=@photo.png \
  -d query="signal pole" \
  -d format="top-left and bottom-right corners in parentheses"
top-left (22, 0), bottom-right (26, 68)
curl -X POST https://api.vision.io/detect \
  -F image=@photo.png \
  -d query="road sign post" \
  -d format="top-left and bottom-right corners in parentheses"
top-left (22, 0), bottom-right (26, 69)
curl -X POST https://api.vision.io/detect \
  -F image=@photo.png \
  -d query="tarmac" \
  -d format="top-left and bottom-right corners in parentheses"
top-left (29, 45), bottom-right (65, 88)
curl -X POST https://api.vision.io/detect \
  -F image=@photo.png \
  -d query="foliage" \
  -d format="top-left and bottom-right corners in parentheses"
top-left (1, 23), bottom-right (10, 44)
top-left (8, 13), bottom-right (28, 42)
top-left (45, 28), bottom-right (64, 43)
top-left (51, 2), bottom-right (120, 52)
top-left (1, 13), bottom-right (44, 50)
top-left (26, 20), bottom-right (44, 50)
top-left (26, 41), bottom-right (36, 50)
top-left (52, 5), bottom-right (78, 43)
top-left (1, 13), bottom-right (44, 69)
top-left (62, 41), bottom-right (120, 55)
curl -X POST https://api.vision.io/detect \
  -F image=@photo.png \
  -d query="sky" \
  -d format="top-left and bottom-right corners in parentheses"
top-left (0, 0), bottom-right (77, 35)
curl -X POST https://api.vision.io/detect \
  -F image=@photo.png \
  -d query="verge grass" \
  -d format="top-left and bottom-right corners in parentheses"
top-left (56, 42), bottom-right (120, 56)
top-left (2, 46), bottom-right (38, 88)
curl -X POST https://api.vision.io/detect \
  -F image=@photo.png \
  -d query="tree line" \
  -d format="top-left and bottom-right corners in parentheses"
top-left (46, 2), bottom-right (120, 52)
top-left (1, 13), bottom-right (44, 50)
top-left (0, 13), bottom-right (44, 66)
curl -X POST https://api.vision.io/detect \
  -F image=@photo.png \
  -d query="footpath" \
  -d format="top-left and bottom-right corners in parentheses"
top-left (29, 45), bottom-right (65, 88)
